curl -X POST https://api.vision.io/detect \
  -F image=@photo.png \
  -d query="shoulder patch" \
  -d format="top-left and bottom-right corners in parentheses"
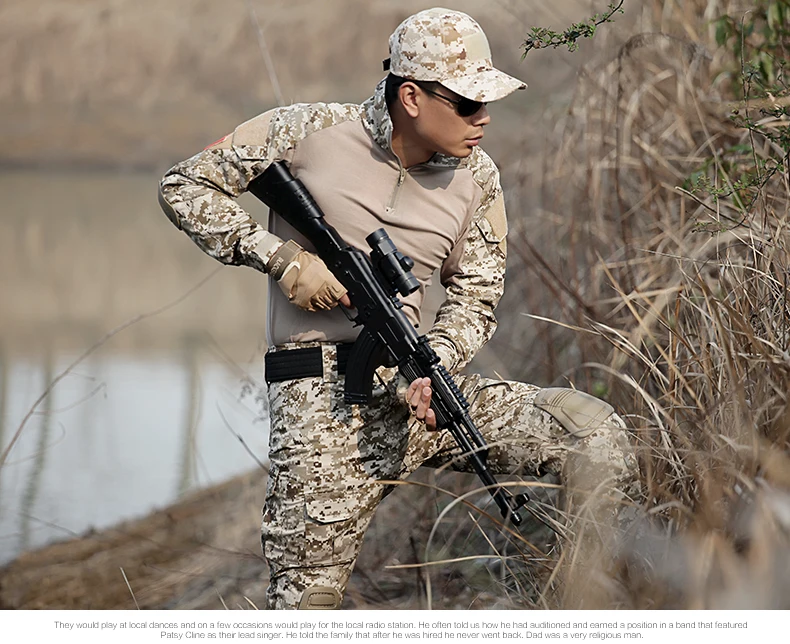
top-left (232, 110), bottom-right (276, 147)
top-left (482, 193), bottom-right (507, 242)
top-left (204, 133), bottom-right (232, 150)
top-left (463, 147), bottom-right (503, 219)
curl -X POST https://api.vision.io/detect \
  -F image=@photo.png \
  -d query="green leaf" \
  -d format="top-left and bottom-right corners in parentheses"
top-left (768, 2), bottom-right (781, 31)
top-left (726, 143), bottom-right (754, 155)
top-left (758, 52), bottom-right (775, 84)
top-left (715, 18), bottom-right (729, 47)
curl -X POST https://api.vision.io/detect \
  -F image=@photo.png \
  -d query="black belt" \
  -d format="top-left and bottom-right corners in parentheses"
top-left (264, 344), bottom-right (354, 383)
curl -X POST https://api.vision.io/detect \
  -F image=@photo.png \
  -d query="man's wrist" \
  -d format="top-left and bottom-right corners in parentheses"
top-left (253, 233), bottom-right (286, 273)
top-left (266, 240), bottom-right (304, 280)
top-left (428, 338), bottom-right (457, 372)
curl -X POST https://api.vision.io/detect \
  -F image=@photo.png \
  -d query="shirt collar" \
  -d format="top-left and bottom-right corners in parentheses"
top-left (361, 77), bottom-right (461, 170)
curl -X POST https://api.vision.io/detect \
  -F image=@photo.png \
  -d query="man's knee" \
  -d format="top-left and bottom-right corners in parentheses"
top-left (266, 564), bottom-right (350, 610)
top-left (535, 387), bottom-right (639, 490)
top-left (534, 387), bottom-right (615, 438)
top-left (261, 472), bottom-right (372, 610)
top-left (298, 586), bottom-right (341, 610)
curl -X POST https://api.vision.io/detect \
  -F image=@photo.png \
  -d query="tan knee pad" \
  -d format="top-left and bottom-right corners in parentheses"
top-left (534, 387), bottom-right (615, 438)
top-left (298, 586), bottom-right (341, 610)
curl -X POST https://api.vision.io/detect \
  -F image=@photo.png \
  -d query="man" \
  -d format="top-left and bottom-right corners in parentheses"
top-left (158, 8), bottom-right (640, 609)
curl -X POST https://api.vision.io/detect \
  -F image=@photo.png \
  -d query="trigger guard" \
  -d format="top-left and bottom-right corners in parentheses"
top-left (339, 302), bottom-right (358, 324)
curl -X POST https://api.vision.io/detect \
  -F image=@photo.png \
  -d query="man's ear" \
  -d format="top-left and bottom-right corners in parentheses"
top-left (398, 82), bottom-right (421, 118)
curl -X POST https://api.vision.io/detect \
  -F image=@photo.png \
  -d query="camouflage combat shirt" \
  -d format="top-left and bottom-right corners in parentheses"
top-left (159, 79), bottom-right (508, 374)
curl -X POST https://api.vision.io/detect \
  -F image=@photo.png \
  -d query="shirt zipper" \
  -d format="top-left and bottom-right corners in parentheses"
top-left (385, 162), bottom-right (407, 216)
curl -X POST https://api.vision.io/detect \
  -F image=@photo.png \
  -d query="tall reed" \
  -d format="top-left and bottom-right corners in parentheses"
top-left (499, 0), bottom-right (790, 608)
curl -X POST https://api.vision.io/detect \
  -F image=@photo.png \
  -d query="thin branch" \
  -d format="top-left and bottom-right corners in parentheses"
top-left (120, 567), bottom-right (140, 610)
top-left (245, 0), bottom-right (285, 106)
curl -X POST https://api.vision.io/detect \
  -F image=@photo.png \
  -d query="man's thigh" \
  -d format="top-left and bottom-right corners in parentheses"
top-left (413, 374), bottom-right (636, 482)
top-left (262, 367), bottom-right (412, 608)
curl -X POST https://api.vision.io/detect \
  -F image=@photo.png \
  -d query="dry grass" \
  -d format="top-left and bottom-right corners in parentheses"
top-left (492, 0), bottom-right (790, 608)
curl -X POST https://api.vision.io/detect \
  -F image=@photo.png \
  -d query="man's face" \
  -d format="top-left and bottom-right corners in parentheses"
top-left (410, 83), bottom-right (491, 159)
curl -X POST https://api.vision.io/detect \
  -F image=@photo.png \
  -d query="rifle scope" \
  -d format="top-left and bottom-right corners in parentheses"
top-left (366, 229), bottom-right (420, 298)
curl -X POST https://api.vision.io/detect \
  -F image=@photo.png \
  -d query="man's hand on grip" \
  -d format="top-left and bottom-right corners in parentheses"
top-left (267, 240), bottom-right (350, 311)
top-left (403, 377), bottom-right (436, 430)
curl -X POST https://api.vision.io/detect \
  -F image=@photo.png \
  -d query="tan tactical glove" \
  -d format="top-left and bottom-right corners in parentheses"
top-left (266, 240), bottom-right (347, 312)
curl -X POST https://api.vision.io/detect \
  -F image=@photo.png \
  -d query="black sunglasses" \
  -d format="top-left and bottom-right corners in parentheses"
top-left (413, 82), bottom-right (486, 117)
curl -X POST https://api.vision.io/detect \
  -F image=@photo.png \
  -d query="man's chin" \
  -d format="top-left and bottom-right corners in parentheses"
top-left (451, 147), bottom-right (474, 158)
top-left (431, 143), bottom-right (474, 159)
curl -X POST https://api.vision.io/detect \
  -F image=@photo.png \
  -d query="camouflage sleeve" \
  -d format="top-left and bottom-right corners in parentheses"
top-left (425, 185), bottom-right (507, 375)
top-left (158, 102), bottom-right (360, 272)
top-left (158, 112), bottom-right (281, 272)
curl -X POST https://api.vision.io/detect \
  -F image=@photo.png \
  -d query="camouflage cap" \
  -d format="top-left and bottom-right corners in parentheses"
top-left (386, 7), bottom-right (527, 103)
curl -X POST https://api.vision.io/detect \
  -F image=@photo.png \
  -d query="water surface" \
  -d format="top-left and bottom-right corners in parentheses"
top-left (0, 170), bottom-right (271, 564)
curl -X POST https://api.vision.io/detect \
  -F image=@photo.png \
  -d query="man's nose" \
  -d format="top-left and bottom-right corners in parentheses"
top-left (472, 105), bottom-right (491, 126)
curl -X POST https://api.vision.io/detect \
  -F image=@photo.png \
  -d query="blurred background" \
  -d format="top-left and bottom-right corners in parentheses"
top-left (0, 0), bottom-right (600, 572)
top-left (9, 0), bottom-right (786, 613)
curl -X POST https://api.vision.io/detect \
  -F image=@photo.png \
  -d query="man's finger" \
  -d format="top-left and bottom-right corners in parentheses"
top-left (404, 378), bottom-right (437, 430)
top-left (415, 382), bottom-right (432, 418)
top-left (408, 379), bottom-right (423, 410)
top-left (424, 408), bottom-right (437, 430)
top-left (407, 377), bottom-right (429, 411)
top-left (340, 293), bottom-right (352, 307)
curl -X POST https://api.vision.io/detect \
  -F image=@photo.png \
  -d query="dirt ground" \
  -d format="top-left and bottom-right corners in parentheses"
top-left (0, 466), bottom-right (548, 610)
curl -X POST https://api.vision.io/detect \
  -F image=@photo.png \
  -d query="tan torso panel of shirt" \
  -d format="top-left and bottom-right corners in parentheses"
top-left (255, 117), bottom-right (482, 345)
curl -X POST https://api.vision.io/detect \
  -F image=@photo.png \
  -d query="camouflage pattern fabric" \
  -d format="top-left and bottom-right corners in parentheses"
top-left (425, 191), bottom-right (506, 374)
top-left (262, 343), bottom-right (640, 610)
top-left (158, 100), bottom-right (361, 273)
top-left (387, 8), bottom-right (527, 102)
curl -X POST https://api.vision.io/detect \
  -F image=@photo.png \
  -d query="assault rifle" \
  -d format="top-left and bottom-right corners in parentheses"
top-left (249, 161), bottom-right (529, 525)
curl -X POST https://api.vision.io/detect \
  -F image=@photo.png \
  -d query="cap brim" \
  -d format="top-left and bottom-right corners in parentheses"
top-left (441, 68), bottom-right (527, 102)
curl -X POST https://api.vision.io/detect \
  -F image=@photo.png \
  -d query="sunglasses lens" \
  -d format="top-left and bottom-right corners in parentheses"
top-left (457, 99), bottom-right (485, 117)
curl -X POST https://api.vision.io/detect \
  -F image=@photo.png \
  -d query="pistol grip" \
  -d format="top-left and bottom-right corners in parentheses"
top-left (343, 329), bottom-right (389, 405)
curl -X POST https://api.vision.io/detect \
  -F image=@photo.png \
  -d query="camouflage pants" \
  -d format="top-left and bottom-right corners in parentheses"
top-left (261, 343), bottom-right (640, 609)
